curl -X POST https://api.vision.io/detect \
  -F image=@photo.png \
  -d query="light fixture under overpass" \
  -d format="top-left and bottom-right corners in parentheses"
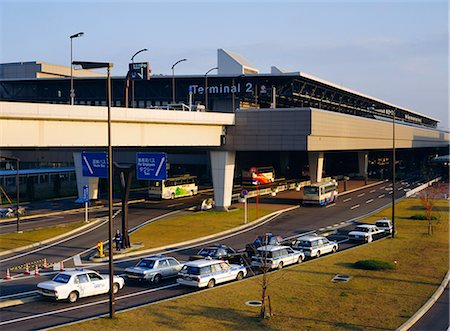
top-left (72, 60), bottom-right (115, 318)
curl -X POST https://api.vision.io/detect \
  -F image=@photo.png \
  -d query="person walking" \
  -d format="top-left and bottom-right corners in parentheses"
top-left (114, 230), bottom-right (122, 251)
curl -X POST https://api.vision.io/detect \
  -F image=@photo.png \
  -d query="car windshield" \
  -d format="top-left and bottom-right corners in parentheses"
top-left (52, 273), bottom-right (71, 284)
top-left (376, 222), bottom-right (389, 227)
top-left (297, 240), bottom-right (312, 247)
top-left (180, 265), bottom-right (201, 275)
top-left (198, 248), bottom-right (217, 256)
top-left (136, 260), bottom-right (155, 269)
top-left (355, 227), bottom-right (370, 232)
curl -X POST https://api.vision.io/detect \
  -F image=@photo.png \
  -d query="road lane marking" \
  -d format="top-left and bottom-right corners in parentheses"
top-left (343, 198), bottom-right (352, 202)
top-left (398, 187), bottom-right (403, 191)
top-left (370, 190), bottom-right (376, 193)
top-left (350, 204), bottom-right (360, 210)
top-left (388, 191), bottom-right (393, 194)
top-left (378, 194), bottom-right (385, 198)
top-left (168, 203), bottom-right (184, 208)
top-left (380, 186), bottom-right (385, 189)
top-left (319, 228), bottom-right (325, 231)
top-left (325, 204), bottom-right (335, 208)
top-left (357, 193), bottom-right (365, 197)
top-left (366, 199), bottom-right (374, 204)
top-left (0, 284), bottom-right (179, 326)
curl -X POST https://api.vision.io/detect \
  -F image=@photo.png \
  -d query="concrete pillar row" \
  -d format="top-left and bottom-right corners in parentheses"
top-left (308, 151), bottom-right (324, 183)
top-left (358, 151), bottom-right (369, 177)
top-left (210, 151), bottom-right (236, 210)
top-left (73, 152), bottom-right (99, 201)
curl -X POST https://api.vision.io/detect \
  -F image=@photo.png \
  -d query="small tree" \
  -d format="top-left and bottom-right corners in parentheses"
top-left (418, 182), bottom-right (446, 235)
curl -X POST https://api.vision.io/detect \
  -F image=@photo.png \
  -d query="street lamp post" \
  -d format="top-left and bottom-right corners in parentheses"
top-left (204, 66), bottom-right (218, 111)
top-left (171, 58), bottom-right (187, 104)
top-left (0, 156), bottom-right (20, 232)
top-left (69, 32), bottom-right (84, 105)
top-left (392, 108), bottom-right (396, 238)
top-left (130, 48), bottom-right (148, 108)
top-left (72, 60), bottom-right (114, 318)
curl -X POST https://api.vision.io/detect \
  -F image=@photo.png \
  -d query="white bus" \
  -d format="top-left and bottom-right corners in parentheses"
top-left (148, 175), bottom-right (198, 199)
top-left (302, 180), bottom-right (338, 206)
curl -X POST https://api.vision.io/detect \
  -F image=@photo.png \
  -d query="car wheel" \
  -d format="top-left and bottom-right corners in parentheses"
top-left (112, 283), bottom-right (120, 294)
top-left (332, 246), bottom-right (337, 253)
top-left (297, 256), bottom-right (303, 264)
top-left (153, 274), bottom-right (162, 284)
top-left (277, 262), bottom-right (284, 270)
top-left (171, 193), bottom-right (175, 200)
top-left (68, 291), bottom-right (79, 303)
top-left (207, 279), bottom-right (215, 288)
top-left (316, 251), bottom-right (321, 258)
top-left (190, 190), bottom-right (194, 196)
top-left (236, 272), bottom-right (244, 281)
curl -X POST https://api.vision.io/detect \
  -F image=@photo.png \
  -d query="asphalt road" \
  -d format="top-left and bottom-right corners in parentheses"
top-left (1, 179), bottom-right (427, 330)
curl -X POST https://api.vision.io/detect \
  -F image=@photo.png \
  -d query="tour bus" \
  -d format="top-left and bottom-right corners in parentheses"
top-left (302, 180), bottom-right (338, 206)
top-left (242, 166), bottom-right (275, 185)
top-left (148, 174), bottom-right (198, 199)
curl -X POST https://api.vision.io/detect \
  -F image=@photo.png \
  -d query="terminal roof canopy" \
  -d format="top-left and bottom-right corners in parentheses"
top-left (217, 49), bottom-right (259, 75)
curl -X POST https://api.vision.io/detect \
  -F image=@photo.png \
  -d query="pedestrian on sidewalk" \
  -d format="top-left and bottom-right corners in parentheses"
top-left (114, 230), bottom-right (122, 251)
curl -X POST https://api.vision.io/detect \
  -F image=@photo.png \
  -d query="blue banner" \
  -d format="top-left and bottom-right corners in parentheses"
top-left (136, 152), bottom-right (167, 180)
top-left (82, 152), bottom-right (108, 178)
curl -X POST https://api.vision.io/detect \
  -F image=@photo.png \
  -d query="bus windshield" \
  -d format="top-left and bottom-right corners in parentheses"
top-left (304, 186), bottom-right (318, 195)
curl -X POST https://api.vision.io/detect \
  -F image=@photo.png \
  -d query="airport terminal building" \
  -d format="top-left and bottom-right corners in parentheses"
top-left (1, 49), bottom-right (448, 205)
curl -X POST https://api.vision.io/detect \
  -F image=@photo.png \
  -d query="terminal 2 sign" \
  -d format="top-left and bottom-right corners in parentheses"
top-left (189, 82), bottom-right (260, 95)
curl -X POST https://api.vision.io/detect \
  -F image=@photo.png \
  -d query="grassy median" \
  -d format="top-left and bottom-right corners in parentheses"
top-left (0, 221), bottom-right (86, 252)
top-left (131, 207), bottom-right (277, 250)
top-left (61, 198), bottom-right (449, 331)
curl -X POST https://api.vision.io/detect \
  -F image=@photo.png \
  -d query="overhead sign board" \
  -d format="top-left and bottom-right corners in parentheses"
top-left (129, 62), bottom-right (150, 80)
top-left (82, 152), bottom-right (108, 178)
top-left (136, 152), bottom-right (167, 180)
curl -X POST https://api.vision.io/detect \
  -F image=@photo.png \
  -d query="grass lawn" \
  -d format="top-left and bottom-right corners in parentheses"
top-left (131, 207), bottom-right (277, 251)
top-left (0, 221), bottom-right (86, 251)
top-left (60, 198), bottom-right (449, 331)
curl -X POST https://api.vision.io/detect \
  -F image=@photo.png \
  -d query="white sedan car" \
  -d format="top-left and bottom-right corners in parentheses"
top-left (291, 235), bottom-right (338, 258)
top-left (348, 224), bottom-right (386, 243)
top-left (37, 269), bottom-right (125, 303)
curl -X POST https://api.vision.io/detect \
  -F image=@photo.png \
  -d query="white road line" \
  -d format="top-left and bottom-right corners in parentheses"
top-left (0, 284), bottom-right (179, 326)
top-left (326, 226), bottom-right (333, 229)
top-left (0, 290), bottom-right (37, 300)
top-left (366, 199), bottom-right (374, 204)
top-left (388, 191), bottom-right (393, 195)
top-left (319, 228), bottom-right (325, 231)
top-left (378, 194), bottom-right (385, 198)
top-left (340, 221), bottom-right (346, 225)
top-left (370, 190), bottom-right (376, 193)
top-left (398, 187), bottom-right (403, 191)
top-left (380, 186), bottom-right (386, 189)
top-left (357, 193), bottom-right (365, 197)
top-left (333, 224), bottom-right (340, 227)
top-left (350, 204), bottom-right (360, 210)
top-left (343, 198), bottom-right (352, 202)
top-left (325, 204), bottom-right (335, 208)
top-left (167, 203), bottom-right (184, 208)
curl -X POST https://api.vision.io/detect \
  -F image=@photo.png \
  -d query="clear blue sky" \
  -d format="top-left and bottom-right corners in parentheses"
top-left (1, 0), bottom-right (448, 129)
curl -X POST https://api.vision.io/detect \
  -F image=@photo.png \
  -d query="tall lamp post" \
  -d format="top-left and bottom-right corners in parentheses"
top-left (392, 108), bottom-right (396, 238)
top-left (204, 66), bottom-right (218, 111)
top-left (130, 48), bottom-right (148, 108)
top-left (0, 156), bottom-right (20, 232)
top-left (69, 32), bottom-right (84, 105)
top-left (73, 60), bottom-right (115, 318)
top-left (171, 58), bottom-right (187, 104)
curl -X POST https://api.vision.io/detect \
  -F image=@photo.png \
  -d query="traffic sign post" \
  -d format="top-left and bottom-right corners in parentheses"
top-left (82, 152), bottom-right (108, 178)
top-left (136, 152), bottom-right (167, 180)
top-left (242, 189), bottom-right (248, 224)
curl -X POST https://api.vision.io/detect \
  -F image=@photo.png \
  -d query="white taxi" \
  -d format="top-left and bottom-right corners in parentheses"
top-left (291, 235), bottom-right (338, 258)
top-left (177, 259), bottom-right (247, 288)
top-left (348, 224), bottom-right (386, 243)
top-left (37, 269), bottom-right (125, 303)
top-left (251, 245), bottom-right (304, 270)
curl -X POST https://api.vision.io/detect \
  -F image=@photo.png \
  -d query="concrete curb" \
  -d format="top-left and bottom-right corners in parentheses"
top-left (90, 205), bottom-right (300, 262)
top-left (0, 218), bottom-right (105, 258)
top-left (396, 269), bottom-right (450, 331)
top-left (0, 294), bottom-right (41, 309)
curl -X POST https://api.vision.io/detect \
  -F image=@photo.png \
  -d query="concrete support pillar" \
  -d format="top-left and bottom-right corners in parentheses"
top-left (73, 152), bottom-right (99, 201)
top-left (210, 151), bottom-right (236, 210)
top-left (308, 152), bottom-right (324, 183)
top-left (358, 151), bottom-right (369, 178)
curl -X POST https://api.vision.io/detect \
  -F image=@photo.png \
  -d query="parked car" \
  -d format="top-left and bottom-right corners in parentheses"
top-left (348, 224), bottom-right (386, 243)
top-left (37, 269), bottom-right (125, 303)
top-left (245, 233), bottom-right (283, 256)
top-left (291, 235), bottom-right (338, 258)
top-left (177, 259), bottom-right (247, 288)
top-left (251, 245), bottom-right (304, 270)
top-left (375, 218), bottom-right (393, 234)
top-left (125, 255), bottom-right (183, 283)
top-left (189, 244), bottom-right (247, 265)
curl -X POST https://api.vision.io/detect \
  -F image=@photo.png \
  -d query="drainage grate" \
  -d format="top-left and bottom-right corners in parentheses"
top-left (332, 274), bottom-right (352, 283)
top-left (245, 300), bottom-right (262, 307)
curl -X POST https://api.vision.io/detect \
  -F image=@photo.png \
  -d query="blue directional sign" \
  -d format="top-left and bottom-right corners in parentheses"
top-left (82, 152), bottom-right (108, 178)
top-left (136, 152), bottom-right (167, 180)
top-left (82, 185), bottom-right (89, 203)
